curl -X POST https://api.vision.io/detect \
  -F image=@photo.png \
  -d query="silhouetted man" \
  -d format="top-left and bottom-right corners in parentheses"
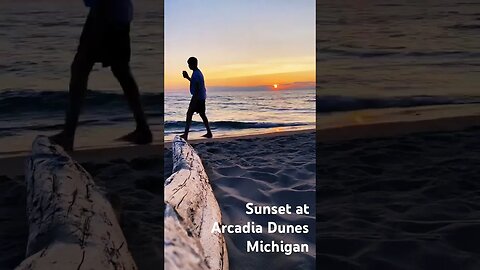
top-left (50, 0), bottom-right (152, 150)
top-left (180, 57), bottom-right (212, 140)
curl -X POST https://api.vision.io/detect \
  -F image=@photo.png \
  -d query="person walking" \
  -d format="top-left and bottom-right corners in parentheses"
top-left (180, 57), bottom-right (212, 140)
top-left (50, 0), bottom-right (152, 150)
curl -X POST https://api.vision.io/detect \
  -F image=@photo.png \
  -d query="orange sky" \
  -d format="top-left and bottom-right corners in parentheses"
top-left (165, 59), bottom-right (315, 90)
top-left (165, 0), bottom-right (315, 91)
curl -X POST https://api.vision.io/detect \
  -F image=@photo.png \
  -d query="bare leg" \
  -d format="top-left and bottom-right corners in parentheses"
top-left (111, 63), bottom-right (152, 144)
top-left (111, 63), bottom-right (149, 131)
top-left (180, 109), bottom-right (194, 140)
top-left (50, 53), bottom-right (94, 151)
top-left (199, 112), bottom-right (212, 138)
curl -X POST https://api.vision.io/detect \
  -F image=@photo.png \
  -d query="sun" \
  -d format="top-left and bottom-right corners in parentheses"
top-left (273, 84), bottom-right (278, 89)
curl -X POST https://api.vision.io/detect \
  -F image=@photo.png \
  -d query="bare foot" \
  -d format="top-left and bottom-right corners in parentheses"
top-left (201, 132), bottom-right (213, 138)
top-left (49, 131), bottom-right (74, 151)
top-left (117, 128), bottom-right (153, 144)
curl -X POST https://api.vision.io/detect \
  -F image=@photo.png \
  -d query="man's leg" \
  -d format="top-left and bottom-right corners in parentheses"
top-left (111, 63), bottom-right (152, 144)
top-left (50, 53), bottom-right (94, 150)
top-left (180, 109), bottom-right (194, 140)
top-left (199, 112), bottom-right (212, 138)
top-left (111, 63), bottom-right (149, 131)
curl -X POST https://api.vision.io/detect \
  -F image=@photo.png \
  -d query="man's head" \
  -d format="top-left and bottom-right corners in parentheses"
top-left (187, 57), bottom-right (198, 70)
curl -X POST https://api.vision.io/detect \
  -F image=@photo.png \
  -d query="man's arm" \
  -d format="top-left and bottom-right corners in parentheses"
top-left (182, 71), bottom-right (191, 81)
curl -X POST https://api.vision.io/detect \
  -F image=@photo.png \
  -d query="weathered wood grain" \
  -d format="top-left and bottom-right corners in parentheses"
top-left (164, 136), bottom-right (228, 270)
top-left (164, 205), bottom-right (209, 270)
top-left (16, 136), bottom-right (137, 270)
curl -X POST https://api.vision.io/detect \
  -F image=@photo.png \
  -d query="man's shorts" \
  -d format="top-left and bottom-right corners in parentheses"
top-left (77, 8), bottom-right (131, 67)
top-left (188, 97), bottom-right (206, 114)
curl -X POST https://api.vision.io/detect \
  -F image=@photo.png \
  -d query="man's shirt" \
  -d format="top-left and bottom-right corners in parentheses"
top-left (190, 69), bottom-right (207, 101)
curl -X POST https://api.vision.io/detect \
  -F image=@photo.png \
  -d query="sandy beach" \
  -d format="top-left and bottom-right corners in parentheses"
top-left (2, 112), bottom-right (480, 269)
top-left (164, 114), bottom-right (480, 269)
top-left (0, 130), bottom-right (317, 270)
top-left (165, 131), bottom-right (317, 270)
top-left (317, 124), bottom-right (480, 269)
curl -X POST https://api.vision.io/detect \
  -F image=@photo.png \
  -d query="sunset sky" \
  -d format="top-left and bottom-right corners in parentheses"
top-left (165, 0), bottom-right (315, 91)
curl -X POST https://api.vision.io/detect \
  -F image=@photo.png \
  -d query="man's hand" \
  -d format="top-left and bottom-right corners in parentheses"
top-left (182, 71), bottom-right (190, 80)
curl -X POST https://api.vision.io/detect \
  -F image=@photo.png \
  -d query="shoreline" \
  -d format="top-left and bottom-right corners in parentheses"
top-left (177, 112), bottom-right (480, 146)
top-left (164, 128), bottom-right (315, 148)
top-left (0, 143), bottom-right (164, 177)
top-left (1, 113), bottom-right (479, 177)
top-left (317, 114), bottom-right (480, 141)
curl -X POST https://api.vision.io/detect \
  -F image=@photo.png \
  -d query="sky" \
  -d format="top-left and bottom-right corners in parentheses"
top-left (165, 0), bottom-right (315, 91)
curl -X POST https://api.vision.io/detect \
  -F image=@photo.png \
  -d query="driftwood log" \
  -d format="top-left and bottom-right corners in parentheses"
top-left (164, 205), bottom-right (209, 270)
top-left (16, 136), bottom-right (137, 270)
top-left (164, 136), bottom-right (228, 270)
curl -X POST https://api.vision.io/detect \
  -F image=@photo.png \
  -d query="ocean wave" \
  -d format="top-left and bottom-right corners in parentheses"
top-left (0, 89), bottom-right (164, 116)
top-left (0, 120), bottom-right (103, 133)
top-left (164, 121), bottom-right (310, 133)
top-left (319, 47), bottom-right (480, 58)
top-left (317, 95), bottom-right (480, 113)
top-left (446, 24), bottom-right (480, 30)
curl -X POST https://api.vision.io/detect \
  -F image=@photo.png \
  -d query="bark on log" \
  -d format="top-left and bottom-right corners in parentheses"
top-left (164, 136), bottom-right (228, 270)
top-left (16, 136), bottom-right (137, 270)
